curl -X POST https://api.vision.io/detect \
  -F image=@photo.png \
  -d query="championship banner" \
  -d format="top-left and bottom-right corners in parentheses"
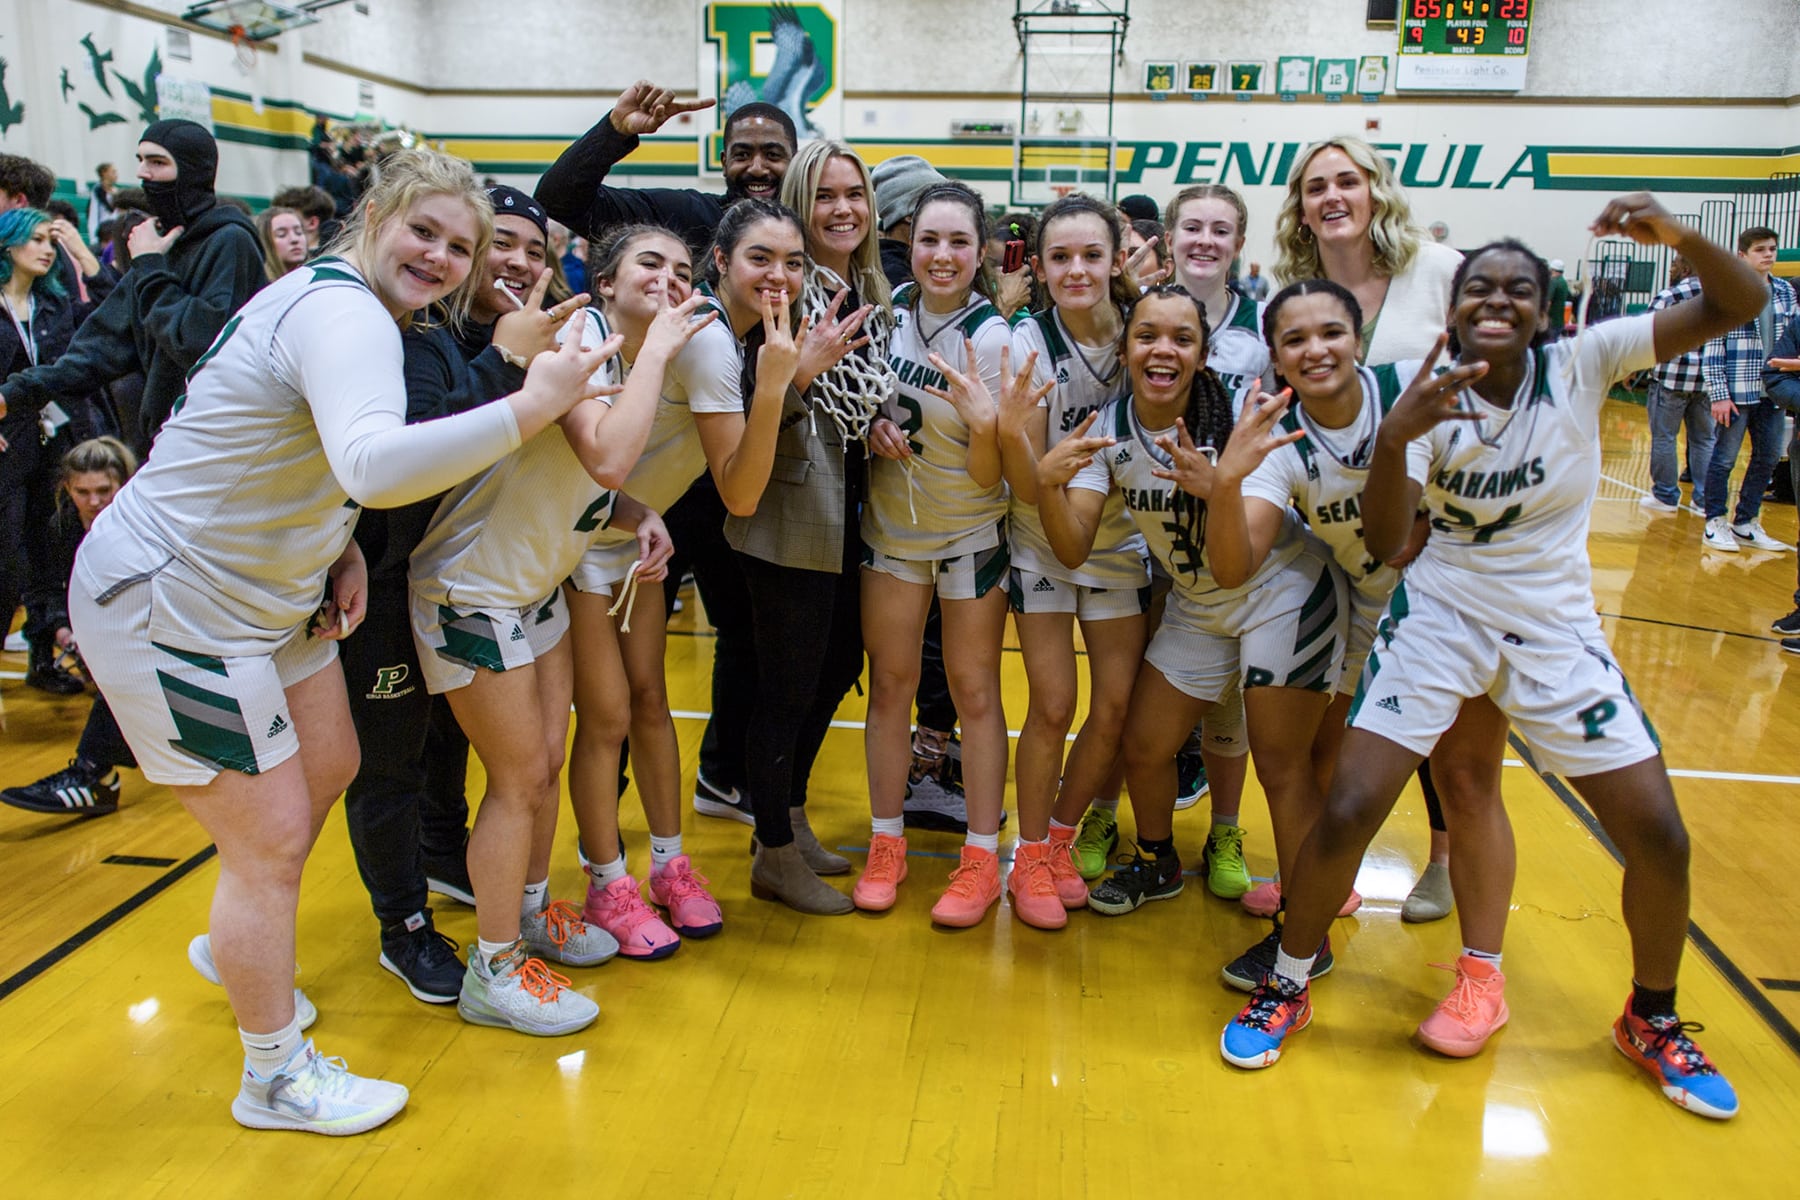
top-left (698, 1), bottom-right (844, 177)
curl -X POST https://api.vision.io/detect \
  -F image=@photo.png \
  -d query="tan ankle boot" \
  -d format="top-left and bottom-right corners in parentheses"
top-left (750, 841), bottom-right (853, 914)
top-left (789, 806), bottom-right (851, 875)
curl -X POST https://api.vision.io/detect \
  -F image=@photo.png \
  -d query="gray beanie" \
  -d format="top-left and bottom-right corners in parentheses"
top-left (871, 154), bottom-right (947, 234)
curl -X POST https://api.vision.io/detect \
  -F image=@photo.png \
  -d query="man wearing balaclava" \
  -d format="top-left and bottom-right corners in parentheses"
top-left (0, 118), bottom-right (263, 449)
top-left (0, 119), bottom-right (264, 825)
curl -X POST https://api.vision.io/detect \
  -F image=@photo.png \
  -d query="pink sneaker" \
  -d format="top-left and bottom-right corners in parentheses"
top-left (853, 833), bottom-right (909, 911)
top-left (1239, 881), bottom-right (1362, 919)
top-left (583, 874), bottom-right (680, 960)
top-left (932, 845), bottom-right (1002, 927)
top-left (1416, 955), bottom-right (1509, 1057)
top-left (648, 855), bottom-right (723, 939)
top-left (1007, 841), bottom-right (1067, 930)
top-left (1045, 828), bottom-right (1090, 909)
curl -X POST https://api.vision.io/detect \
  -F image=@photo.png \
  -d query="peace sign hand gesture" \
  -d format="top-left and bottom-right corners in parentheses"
top-left (493, 269), bottom-right (591, 365)
top-left (754, 289), bottom-right (810, 394)
top-left (1036, 410), bottom-right (1114, 489)
top-left (926, 337), bottom-right (1004, 427)
top-left (1214, 388), bottom-right (1303, 484)
top-left (1151, 423), bottom-right (1219, 499)
top-left (1381, 332), bottom-right (1488, 445)
top-left (796, 287), bottom-right (874, 388)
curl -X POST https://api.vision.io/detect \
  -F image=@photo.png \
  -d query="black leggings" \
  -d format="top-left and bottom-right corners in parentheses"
top-left (663, 476), bottom-right (756, 791)
top-left (1418, 759), bottom-right (1448, 834)
top-left (739, 552), bottom-right (864, 847)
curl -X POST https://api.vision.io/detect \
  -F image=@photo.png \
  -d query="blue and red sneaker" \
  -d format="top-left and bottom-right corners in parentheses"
top-left (1613, 1006), bottom-right (1739, 1119)
top-left (1221, 974), bottom-right (1312, 1069)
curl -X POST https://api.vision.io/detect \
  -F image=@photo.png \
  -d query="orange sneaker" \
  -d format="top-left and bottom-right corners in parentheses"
top-left (852, 833), bottom-right (909, 911)
top-left (1240, 881), bottom-right (1362, 919)
top-left (1007, 841), bottom-right (1067, 930)
top-left (1045, 827), bottom-right (1090, 909)
top-left (1416, 955), bottom-right (1510, 1057)
top-left (931, 845), bottom-right (1002, 927)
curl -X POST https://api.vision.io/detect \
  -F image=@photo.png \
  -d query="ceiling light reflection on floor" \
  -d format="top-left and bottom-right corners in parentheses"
top-left (557, 1050), bottom-right (586, 1077)
top-left (1482, 1103), bottom-right (1549, 1159)
top-left (127, 998), bottom-right (159, 1025)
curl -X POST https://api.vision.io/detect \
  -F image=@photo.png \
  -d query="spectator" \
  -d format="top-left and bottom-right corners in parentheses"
top-left (1241, 259), bottom-right (1270, 301)
top-left (0, 207), bottom-right (102, 695)
top-left (1640, 256), bottom-right (1712, 515)
top-left (870, 154), bottom-right (943, 288)
top-left (1547, 258), bottom-right (1572, 339)
top-left (270, 184), bottom-right (339, 252)
top-left (1768, 327), bottom-right (1800, 645)
top-left (10, 438), bottom-right (138, 715)
top-left (88, 162), bottom-right (119, 241)
top-left (255, 205), bottom-right (308, 281)
top-left (1698, 226), bottom-right (1797, 553)
top-left (1127, 217), bottom-right (1170, 287)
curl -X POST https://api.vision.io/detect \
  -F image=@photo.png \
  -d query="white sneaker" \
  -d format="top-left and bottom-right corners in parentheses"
top-left (232, 1040), bottom-right (408, 1135)
top-left (1639, 494), bottom-right (1679, 514)
top-left (188, 934), bottom-right (318, 1030)
top-left (1684, 502), bottom-right (1706, 516)
top-left (1731, 520), bottom-right (1793, 552)
top-left (458, 943), bottom-right (598, 1036)
top-left (1703, 517), bottom-right (1740, 553)
top-left (521, 899), bottom-right (619, 967)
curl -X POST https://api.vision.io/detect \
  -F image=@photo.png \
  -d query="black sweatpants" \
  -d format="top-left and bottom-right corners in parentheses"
top-left (662, 475), bottom-right (755, 791)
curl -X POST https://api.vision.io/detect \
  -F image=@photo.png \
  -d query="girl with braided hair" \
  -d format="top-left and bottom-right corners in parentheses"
top-left (995, 192), bottom-right (1148, 930)
top-left (1036, 286), bottom-right (1348, 925)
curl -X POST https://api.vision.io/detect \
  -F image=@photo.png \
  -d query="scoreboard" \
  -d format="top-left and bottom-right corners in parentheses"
top-left (1397, 0), bottom-right (1533, 91)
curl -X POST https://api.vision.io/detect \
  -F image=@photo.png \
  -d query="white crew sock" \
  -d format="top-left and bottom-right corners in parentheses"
top-left (871, 815), bottom-right (905, 839)
top-left (589, 853), bottom-right (629, 885)
top-left (1273, 947), bottom-right (1315, 988)
top-left (650, 833), bottom-right (684, 872)
top-left (965, 829), bottom-right (1000, 854)
top-left (241, 1014), bottom-right (305, 1079)
top-left (521, 878), bottom-right (549, 919)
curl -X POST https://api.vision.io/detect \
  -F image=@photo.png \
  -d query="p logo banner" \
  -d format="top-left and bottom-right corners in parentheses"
top-left (700, 1), bottom-right (842, 171)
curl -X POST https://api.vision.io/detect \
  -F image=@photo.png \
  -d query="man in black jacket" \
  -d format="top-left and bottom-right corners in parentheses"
top-left (534, 83), bottom-right (799, 824)
top-left (535, 80), bottom-right (796, 255)
top-left (0, 120), bottom-right (263, 820)
top-left (0, 119), bottom-right (263, 451)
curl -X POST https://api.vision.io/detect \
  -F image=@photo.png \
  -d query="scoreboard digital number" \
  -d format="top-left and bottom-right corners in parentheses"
top-left (1401, 0), bottom-right (1532, 56)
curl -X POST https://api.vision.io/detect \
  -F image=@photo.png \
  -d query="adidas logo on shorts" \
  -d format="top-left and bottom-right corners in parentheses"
top-left (509, 624), bottom-right (526, 642)
top-left (1375, 695), bottom-right (1403, 715)
top-left (1032, 577), bottom-right (1057, 594)
top-left (267, 714), bottom-right (290, 738)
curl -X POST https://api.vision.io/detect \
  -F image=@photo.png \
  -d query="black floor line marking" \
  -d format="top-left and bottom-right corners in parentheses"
top-left (1763, 979), bottom-right (1800, 993)
top-left (101, 854), bottom-right (179, 868)
top-left (1510, 733), bottom-right (1800, 1061)
top-left (0, 845), bottom-right (217, 1004)
top-left (1596, 611), bottom-right (1780, 643)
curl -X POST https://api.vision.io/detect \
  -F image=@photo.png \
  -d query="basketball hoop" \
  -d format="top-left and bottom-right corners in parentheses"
top-left (230, 24), bottom-right (256, 71)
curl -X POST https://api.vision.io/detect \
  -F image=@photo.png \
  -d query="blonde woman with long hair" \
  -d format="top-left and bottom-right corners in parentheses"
top-left (1271, 134), bottom-right (1464, 921)
top-left (67, 149), bottom-right (611, 1136)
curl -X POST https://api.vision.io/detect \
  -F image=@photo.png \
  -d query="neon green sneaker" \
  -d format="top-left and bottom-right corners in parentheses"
top-left (1202, 822), bottom-right (1252, 899)
top-left (1071, 807), bottom-right (1120, 880)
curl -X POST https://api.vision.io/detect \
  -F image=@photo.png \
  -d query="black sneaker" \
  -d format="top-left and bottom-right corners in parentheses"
top-left (1783, 637), bottom-right (1800, 656)
top-left (25, 644), bottom-right (86, 696)
top-left (379, 913), bottom-right (464, 1004)
top-left (1772, 609), bottom-right (1800, 635)
top-left (692, 768), bottom-right (754, 825)
top-left (1087, 849), bottom-right (1184, 915)
top-left (1, 759), bottom-right (120, 816)
top-left (422, 851), bottom-right (476, 906)
top-left (1175, 750), bottom-right (1209, 810)
top-left (1221, 922), bottom-right (1334, 992)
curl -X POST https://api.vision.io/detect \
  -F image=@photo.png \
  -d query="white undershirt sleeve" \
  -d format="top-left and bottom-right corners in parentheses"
top-left (275, 292), bottom-right (524, 509)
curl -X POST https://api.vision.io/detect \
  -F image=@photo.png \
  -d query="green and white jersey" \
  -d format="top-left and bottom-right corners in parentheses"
top-left (410, 307), bottom-right (625, 610)
top-left (1206, 287), bottom-right (1271, 401)
top-left (584, 292), bottom-right (746, 557)
top-left (1241, 363), bottom-right (1408, 606)
top-left (75, 258), bottom-right (522, 656)
top-left (1070, 394), bottom-right (1301, 606)
top-left (863, 283), bottom-right (1012, 560)
top-left (1402, 315), bottom-right (1657, 663)
top-left (1007, 309), bottom-right (1147, 589)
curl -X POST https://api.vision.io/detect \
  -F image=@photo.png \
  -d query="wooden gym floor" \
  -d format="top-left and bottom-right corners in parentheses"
top-left (2, 396), bottom-right (1798, 1197)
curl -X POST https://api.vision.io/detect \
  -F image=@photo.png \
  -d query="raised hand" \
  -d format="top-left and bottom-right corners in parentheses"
top-left (1589, 192), bottom-right (1686, 248)
top-left (1214, 388), bottom-right (1302, 482)
top-left (1037, 410), bottom-right (1114, 488)
top-left (609, 80), bottom-right (716, 137)
top-left (754, 289), bottom-right (808, 394)
top-left (1380, 332), bottom-right (1488, 444)
top-left (925, 337), bottom-right (1004, 424)
top-left (1125, 235), bottom-right (1170, 288)
top-left (1151, 422), bottom-right (1218, 499)
top-left (796, 287), bottom-right (874, 386)
top-left (640, 292), bottom-right (718, 363)
top-left (494, 269), bottom-right (591, 363)
top-left (128, 219), bottom-right (181, 259)
top-left (524, 313), bottom-right (615, 417)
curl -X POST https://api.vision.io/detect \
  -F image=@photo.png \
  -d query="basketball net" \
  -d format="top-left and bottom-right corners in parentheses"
top-left (231, 25), bottom-right (256, 73)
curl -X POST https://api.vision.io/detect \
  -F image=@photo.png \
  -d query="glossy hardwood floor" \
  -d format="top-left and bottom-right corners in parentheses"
top-left (3, 397), bottom-right (1799, 1197)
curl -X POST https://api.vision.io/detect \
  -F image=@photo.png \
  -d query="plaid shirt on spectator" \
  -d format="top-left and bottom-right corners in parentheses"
top-left (1650, 276), bottom-right (1706, 393)
top-left (1702, 274), bottom-right (1797, 407)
